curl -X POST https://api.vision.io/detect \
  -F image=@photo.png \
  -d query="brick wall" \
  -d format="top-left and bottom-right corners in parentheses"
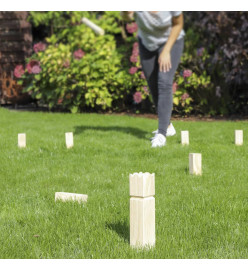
top-left (0, 11), bottom-right (33, 104)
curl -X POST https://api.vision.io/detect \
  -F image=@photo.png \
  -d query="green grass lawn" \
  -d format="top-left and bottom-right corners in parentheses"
top-left (0, 107), bottom-right (247, 259)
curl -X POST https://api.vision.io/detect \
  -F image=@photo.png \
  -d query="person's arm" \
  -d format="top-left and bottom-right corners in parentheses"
top-left (158, 13), bottom-right (184, 72)
top-left (120, 11), bottom-right (134, 22)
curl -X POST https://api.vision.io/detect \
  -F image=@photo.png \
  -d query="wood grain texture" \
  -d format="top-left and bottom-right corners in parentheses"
top-left (130, 172), bottom-right (155, 248)
top-left (129, 172), bottom-right (155, 198)
top-left (181, 130), bottom-right (189, 145)
top-left (189, 153), bottom-right (202, 175)
top-left (18, 133), bottom-right (26, 148)
top-left (65, 132), bottom-right (74, 148)
top-left (130, 197), bottom-right (155, 248)
top-left (55, 192), bottom-right (88, 203)
top-left (235, 130), bottom-right (243, 146)
top-left (81, 17), bottom-right (105, 35)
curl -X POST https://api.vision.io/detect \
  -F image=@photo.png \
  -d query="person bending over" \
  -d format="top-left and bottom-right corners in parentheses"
top-left (121, 11), bottom-right (184, 148)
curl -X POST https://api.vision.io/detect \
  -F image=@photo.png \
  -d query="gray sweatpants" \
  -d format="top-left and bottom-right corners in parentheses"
top-left (138, 36), bottom-right (184, 136)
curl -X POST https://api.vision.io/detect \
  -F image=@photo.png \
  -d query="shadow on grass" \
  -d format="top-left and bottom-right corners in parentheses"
top-left (106, 221), bottom-right (129, 243)
top-left (74, 125), bottom-right (148, 139)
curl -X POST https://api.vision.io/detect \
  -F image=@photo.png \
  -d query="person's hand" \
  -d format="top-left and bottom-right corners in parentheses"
top-left (158, 50), bottom-right (172, 72)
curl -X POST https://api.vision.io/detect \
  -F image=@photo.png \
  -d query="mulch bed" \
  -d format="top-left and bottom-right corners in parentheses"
top-left (108, 112), bottom-right (248, 122)
top-left (2, 104), bottom-right (248, 121)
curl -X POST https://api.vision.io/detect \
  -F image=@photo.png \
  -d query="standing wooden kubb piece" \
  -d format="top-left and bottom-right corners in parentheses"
top-left (235, 130), bottom-right (243, 146)
top-left (189, 153), bottom-right (202, 175)
top-left (129, 172), bottom-right (155, 248)
top-left (181, 130), bottom-right (189, 145)
top-left (18, 133), bottom-right (26, 148)
top-left (65, 132), bottom-right (74, 148)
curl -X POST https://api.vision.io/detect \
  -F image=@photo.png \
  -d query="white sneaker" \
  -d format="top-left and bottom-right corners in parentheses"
top-left (151, 133), bottom-right (166, 148)
top-left (152, 123), bottom-right (176, 137)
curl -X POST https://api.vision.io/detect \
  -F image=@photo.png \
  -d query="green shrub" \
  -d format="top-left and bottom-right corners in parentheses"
top-left (18, 28), bottom-right (125, 112)
top-left (16, 11), bottom-right (248, 116)
top-left (172, 35), bottom-right (211, 115)
top-left (16, 12), bottom-right (149, 113)
top-left (183, 12), bottom-right (248, 116)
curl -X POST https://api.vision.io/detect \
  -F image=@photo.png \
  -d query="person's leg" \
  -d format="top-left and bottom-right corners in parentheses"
top-left (138, 37), bottom-right (159, 109)
top-left (157, 38), bottom-right (184, 136)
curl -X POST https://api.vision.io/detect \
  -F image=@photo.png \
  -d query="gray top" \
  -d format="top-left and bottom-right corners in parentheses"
top-left (134, 11), bottom-right (185, 51)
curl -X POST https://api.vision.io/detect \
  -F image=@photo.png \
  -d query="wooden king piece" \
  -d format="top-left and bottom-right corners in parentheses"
top-left (129, 172), bottom-right (155, 248)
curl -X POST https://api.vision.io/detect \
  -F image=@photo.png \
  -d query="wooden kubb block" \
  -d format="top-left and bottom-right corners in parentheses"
top-left (55, 192), bottom-right (88, 203)
top-left (129, 172), bottom-right (155, 248)
top-left (18, 133), bottom-right (26, 148)
top-left (189, 153), bottom-right (202, 175)
top-left (235, 130), bottom-right (243, 145)
top-left (82, 17), bottom-right (105, 35)
top-left (181, 130), bottom-right (189, 145)
top-left (65, 132), bottom-right (73, 148)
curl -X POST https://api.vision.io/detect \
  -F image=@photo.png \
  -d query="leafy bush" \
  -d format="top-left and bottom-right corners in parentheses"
top-left (183, 11), bottom-right (248, 115)
top-left (15, 12), bottom-right (149, 113)
top-left (15, 11), bottom-right (248, 116)
top-left (16, 13), bottom-right (149, 113)
top-left (17, 32), bottom-right (119, 112)
top-left (173, 28), bottom-right (212, 115)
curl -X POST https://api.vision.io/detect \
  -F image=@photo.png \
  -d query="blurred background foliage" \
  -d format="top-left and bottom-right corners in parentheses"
top-left (14, 11), bottom-right (248, 116)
